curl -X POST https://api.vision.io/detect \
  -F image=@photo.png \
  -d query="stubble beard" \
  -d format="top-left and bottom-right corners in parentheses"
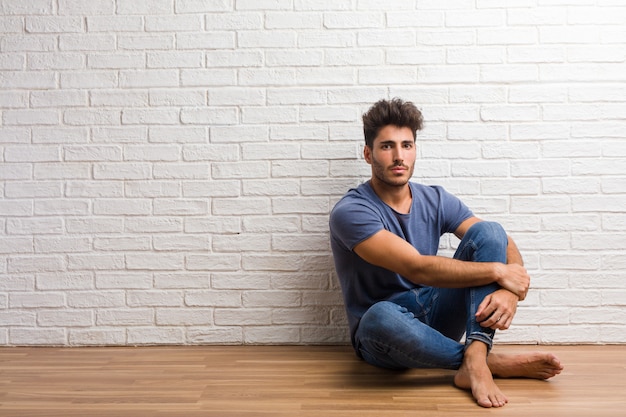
top-left (370, 155), bottom-right (415, 188)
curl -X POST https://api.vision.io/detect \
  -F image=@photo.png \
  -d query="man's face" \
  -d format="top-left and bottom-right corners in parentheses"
top-left (364, 125), bottom-right (416, 188)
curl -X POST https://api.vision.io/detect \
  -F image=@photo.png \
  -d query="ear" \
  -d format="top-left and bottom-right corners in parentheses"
top-left (363, 145), bottom-right (372, 164)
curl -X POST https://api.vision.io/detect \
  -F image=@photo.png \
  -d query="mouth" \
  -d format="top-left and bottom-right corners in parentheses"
top-left (390, 165), bottom-right (408, 174)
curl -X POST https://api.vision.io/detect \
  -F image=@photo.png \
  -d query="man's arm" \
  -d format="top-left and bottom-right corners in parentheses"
top-left (457, 219), bottom-right (525, 330)
top-left (353, 223), bottom-right (530, 300)
top-left (455, 216), bottom-right (525, 268)
top-left (506, 235), bottom-right (523, 266)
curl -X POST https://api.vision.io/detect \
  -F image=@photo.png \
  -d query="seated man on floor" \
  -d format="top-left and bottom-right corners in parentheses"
top-left (329, 98), bottom-right (563, 408)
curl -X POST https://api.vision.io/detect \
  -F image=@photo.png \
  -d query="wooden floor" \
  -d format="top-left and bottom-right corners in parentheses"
top-left (0, 345), bottom-right (624, 417)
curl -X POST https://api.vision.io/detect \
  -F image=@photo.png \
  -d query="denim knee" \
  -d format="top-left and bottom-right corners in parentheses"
top-left (459, 221), bottom-right (508, 263)
top-left (465, 221), bottom-right (507, 245)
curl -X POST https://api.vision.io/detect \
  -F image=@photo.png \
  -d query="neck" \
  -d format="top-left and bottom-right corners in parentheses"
top-left (369, 178), bottom-right (412, 214)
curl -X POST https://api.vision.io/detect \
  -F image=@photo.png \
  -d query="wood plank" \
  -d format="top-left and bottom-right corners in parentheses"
top-left (0, 345), bottom-right (625, 416)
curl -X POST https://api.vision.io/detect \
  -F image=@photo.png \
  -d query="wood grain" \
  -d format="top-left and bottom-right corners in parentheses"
top-left (1, 345), bottom-right (624, 416)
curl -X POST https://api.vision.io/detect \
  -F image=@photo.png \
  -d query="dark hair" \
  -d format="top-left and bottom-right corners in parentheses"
top-left (362, 98), bottom-right (423, 147)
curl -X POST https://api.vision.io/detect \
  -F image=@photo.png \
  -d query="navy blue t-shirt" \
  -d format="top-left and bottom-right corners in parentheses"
top-left (329, 181), bottom-right (473, 346)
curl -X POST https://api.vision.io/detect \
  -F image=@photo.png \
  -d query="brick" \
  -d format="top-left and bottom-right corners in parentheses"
top-left (213, 234), bottom-right (271, 252)
top-left (147, 51), bottom-right (203, 69)
top-left (5, 181), bottom-right (62, 198)
top-left (64, 145), bottom-right (122, 161)
top-left (294, 0), bottom-right (352, 11)
top-left (59, 34), bottom-right (115, 51)
top-left (210, 87), bottom-right (265, 106)
top-left (67, 291), bottom-right (125, 308)
top-left (157, 308), bottom-right (213, 326)
top-left (127, 328), bottom-right (184, 345)
top-left (180, 106), bottom-right (238, 124)
top-left (118, 34), bottom-right (174, 50)
top-left (31, 90), bottom-right (87, 107)
top-left (212, 161), bottom-right (269, 179)
top-left (154, 272), bottom-right (210, 289)
top-left (58, 0), bottom-right (115, 15)
top-left (93, 237), bottom-right (151, 252)
top-left (37, 272), bottom-right (94, 290)
top-left (153, 235), bottom-right (210, 251)
top-left (242, 179), bottom-right (299, 196)
top-left (150, 89), bottom-right (206, 106)
top-left (64, 109), bottom-right (120, 126)
top-left (183, 145), bottom-right (238, 162)
top-left (185, 290), bottom-right (242, 307)
top-left (127, 291), bottom-right (183, 307)
top-left (206, 50), bottom-right (263, 68)
top-left (266, 12), bottom-right (322, 29)
top-left (214, 308), bottom-right (271, 326)
top-left (125, 217), bottom-right (183, 233)
top-left (3, 110), bottom-right (59, 126)
top-left (323, 12), bottom-right (382, 29)
top-left (96, 309), bottom-right (154, 326)
top-left (10, 292), bottom-right (66, 308)
top-left (6, 217), bottom-right (63, 235)
top-left (244, 326), bottom-right (300, 344)
top-left (176, 0), bottom-right (231, 13)
top-left (1, 35), bottom-right (56, 52)
top-left (34, 237), bottom-right (91, 253)
top-left (60, 71), bottom-right (117, 88)
top-left (69, 330), bottom-right (126, 346)
top-left (0, 238), bottom-right (34, 254)
top-left (125, 181), bottom-right (180, 198)
top-left (236, 0), bottom-right (291, 10)
top-left (38, 310), bottom-right (94, 327)
top-left (187, 327), bottom-right (242, 344)
top-left (120, 70), bottom-right (179, 88)
top-left (126, 253), bottom-right (184, 271)
top-left (212, 197), bottom-right (270, 215)
top-left (0, 90), bottom-right (28, 110)
top-left (204, 12), bottom-right (263, 30)
top-left (153, 163), bottom-right (209, 180)
top-left (67, 254), bottom-right (125, 271)
top-left (153, 199), bottom-right (208, 215)
top-left (212, 273), bottom-right (271, 290)
top-left (145, 16), bottom-right (203, 32)
top-left (10, 329), bottom-right (67, 346)
top-left (0, 71), bottom-right (56, 89)
top-left (88, 53), bottom-right (146, 70)
top-left (87, 16), bottom-right (143, 32)
top-left (116, 0), bottom-right (171, 15)
top-left (0, 273), bottom-right (34, 291)
top-left (183, 180), bottom-right (240, 198)
top-left (186, 254), bottom-right (241, 272)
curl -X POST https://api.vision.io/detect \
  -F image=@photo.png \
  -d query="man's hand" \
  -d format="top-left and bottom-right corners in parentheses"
top-left (475, 289), bottom-right (519, 330)
top-left (494, 263), bottom-right (530, 300)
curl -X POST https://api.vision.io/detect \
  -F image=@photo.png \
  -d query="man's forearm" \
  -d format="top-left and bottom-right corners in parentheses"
top-left (506, 235), bottom-right (524, 266)
top-left (406, 254), bottom-right (530, 300)
top-left (407, 255), bottom-right (500, 288)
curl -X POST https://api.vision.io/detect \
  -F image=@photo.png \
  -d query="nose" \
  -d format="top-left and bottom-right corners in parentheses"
top-left (392, 148), bottom-right (404, 164)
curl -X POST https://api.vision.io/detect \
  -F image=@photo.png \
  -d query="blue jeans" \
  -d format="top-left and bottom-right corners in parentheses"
top-left (354, 221), bottom-right (508, 370)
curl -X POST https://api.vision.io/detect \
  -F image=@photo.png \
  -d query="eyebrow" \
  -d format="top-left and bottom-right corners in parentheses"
top-left (378, 139), bottom-right (414, 145)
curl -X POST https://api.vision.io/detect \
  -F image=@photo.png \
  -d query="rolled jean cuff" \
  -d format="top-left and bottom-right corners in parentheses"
top-left (465, 332), bottom-right (494, 352)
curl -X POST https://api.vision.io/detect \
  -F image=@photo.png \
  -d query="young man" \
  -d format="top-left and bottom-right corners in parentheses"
top-left (329, 98), bottom-right (563, 408)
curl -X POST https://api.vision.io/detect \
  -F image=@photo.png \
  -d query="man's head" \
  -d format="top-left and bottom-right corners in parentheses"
top-left (362, 98), bottom-right (424, 148)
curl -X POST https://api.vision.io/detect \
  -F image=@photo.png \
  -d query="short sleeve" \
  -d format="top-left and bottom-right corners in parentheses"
top-left (329, 196), bottom-right (385, 251)
top-left (437, 186), bottom-right (474, 234)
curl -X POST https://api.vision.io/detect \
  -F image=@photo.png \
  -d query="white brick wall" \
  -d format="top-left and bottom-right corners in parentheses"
top-left (1, 1), bottom-right (625, 346)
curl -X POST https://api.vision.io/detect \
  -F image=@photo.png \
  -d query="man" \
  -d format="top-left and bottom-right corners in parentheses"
top-left (329, 98), bottom-right (563, 408)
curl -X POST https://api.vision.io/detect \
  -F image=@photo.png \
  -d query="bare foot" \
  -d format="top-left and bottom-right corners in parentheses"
top-left (454, 343), bottom-right (508, 408)
top-left (488, 351), bottom-right (564, 380)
